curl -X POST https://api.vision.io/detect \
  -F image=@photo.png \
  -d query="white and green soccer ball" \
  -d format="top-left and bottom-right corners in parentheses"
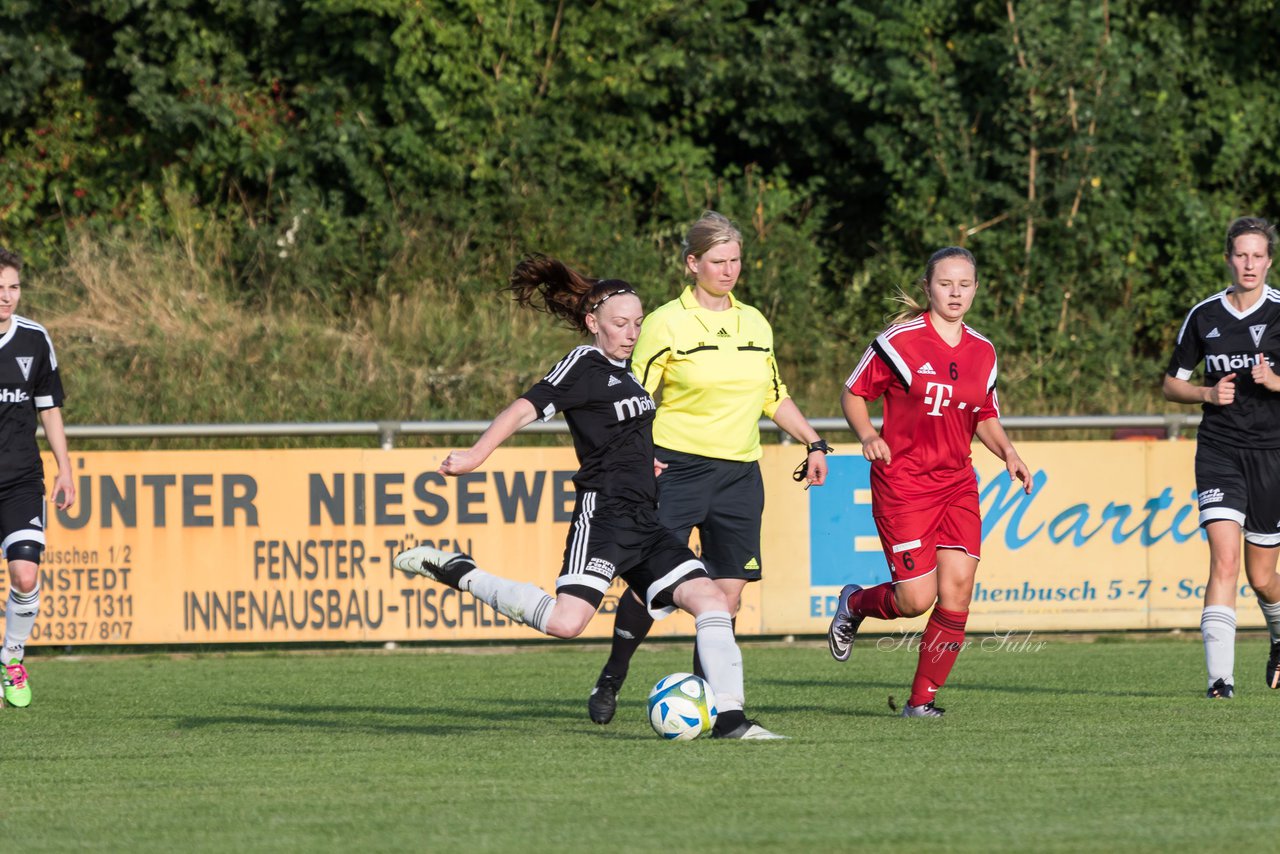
top-left (646, 672), bottom-right (717, 741)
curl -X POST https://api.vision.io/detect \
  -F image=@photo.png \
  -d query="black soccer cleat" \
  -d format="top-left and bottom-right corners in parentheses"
top-left (588, 670), bottom-right (624, 725)
top-left (1206, 677), bottom-right (1234, 699)
top-left (393, 545), bottom-right (477, 590)
top-left (1267, 641), bottom-right (1280, 689)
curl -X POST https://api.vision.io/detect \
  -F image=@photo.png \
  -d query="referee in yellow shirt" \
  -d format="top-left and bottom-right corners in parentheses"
top-left (588, 211), bottom-right (829, 724)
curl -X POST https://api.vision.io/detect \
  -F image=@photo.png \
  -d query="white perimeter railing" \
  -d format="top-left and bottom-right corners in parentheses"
top-left (48, 414), bottom-right (1202, 450)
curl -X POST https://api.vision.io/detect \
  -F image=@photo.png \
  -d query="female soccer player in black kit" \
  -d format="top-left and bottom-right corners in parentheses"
top-left (1164, 216), bottom-right (1280, 698)
top-left (394, 256), bottom-right (784, 739)
top-left (0, 248), bottom-right (76, 708)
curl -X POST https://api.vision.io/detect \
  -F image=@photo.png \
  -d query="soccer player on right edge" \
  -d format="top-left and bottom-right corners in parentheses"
top-left (1163, 216), bottom-right (1280, 699)
top-left (827, 247), bottom-right (1030, 717)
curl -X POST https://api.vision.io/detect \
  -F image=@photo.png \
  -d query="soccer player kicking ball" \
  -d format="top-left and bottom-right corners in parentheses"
top-left (827, 247), bottom-right (1030, 717)
top-left (395, 255), bottom-right (784, 739)
top-left (0, 248), bottom-right (76, 708)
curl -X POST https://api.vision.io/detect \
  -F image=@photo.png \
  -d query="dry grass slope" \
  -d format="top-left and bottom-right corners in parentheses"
top-left (27, 233), bottom-right (1180, 447)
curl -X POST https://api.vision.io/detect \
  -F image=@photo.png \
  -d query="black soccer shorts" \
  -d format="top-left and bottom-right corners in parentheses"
top-left (555, 490), bottom-right (708, 617)
top-left (1194, 442), bottom-right (1280, 546)
top-left (0, 485), bottom-right (46, 561)
top-left (654, 448), bottom-right (764, 581)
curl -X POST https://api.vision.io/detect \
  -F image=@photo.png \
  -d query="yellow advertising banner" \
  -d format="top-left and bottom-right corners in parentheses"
top-left (802, 441), bottom-right (1243, 635)
top-left (10, 441), bottom-right (1234, 646)
top-left (19, 448), bottom-right (699, 645)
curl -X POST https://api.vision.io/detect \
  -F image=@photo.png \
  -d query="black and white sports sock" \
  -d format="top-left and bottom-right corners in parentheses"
top-left (693, 616), bottom-right (736, 680)
top-left (458, 570), bottom-right (556, 635)
top-left (693, 610), bottom-right (744, 712)
top-left (3, 584), bottom-right (41, 663)
top-left (1258, 598), bottom-right (1280, 644)
top-left (1201, 605), bottom-right (1236, 689)
top-left (602, 591), bottom-right (653, 680)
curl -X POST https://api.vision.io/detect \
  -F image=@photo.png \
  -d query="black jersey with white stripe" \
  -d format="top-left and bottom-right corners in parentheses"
top-left (1167, 285), bottom-right (1280, 448)
top-left (521, 345), bottom-right (657, 505)
top-left (0, 315), bottom-right (65, 488)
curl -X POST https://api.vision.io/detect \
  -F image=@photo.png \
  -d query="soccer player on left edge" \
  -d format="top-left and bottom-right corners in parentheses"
top-left (826, 246), bottom-right (1030, 717)
top-left (0, 248), bottom-right (76, 708)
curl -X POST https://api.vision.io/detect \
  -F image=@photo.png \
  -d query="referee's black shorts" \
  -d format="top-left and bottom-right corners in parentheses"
top-left (655, 447), bottom-right (764, 581)
top-left (1194, 442), bottom-right (1280, 546)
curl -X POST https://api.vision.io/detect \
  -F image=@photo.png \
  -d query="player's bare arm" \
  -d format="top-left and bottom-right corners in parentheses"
top-left (771, 398), bottom-right (828, 486)
top-left (1162, 372), bottom-right (1236, 406)
top-left (841, 388), bottom-right (890, 465)
top-left (438, 398), bottom-right (538, 476)
top-left (38, 406), bottom-right (76, 509)
top-left (975, 418), bottom-right (1031, 494)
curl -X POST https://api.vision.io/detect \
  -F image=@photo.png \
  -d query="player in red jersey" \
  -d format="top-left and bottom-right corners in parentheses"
top-left (827, 246), bottom-right (1030, 717)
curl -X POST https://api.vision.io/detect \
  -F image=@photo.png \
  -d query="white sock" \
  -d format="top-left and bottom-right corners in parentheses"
top-left (1258, 598), bottom-right (1280, 644)
top-left (459, 569), bottom-right (555, 635)
top-left (1201, 605), bottom-right (1236, 688)
top-left (694, 610), bottom-right (744, 712)
top-left (3, 585), bottom-right (41, 663)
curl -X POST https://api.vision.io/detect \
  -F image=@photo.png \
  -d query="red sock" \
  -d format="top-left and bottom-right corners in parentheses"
top-left (908, 607), bottom-right (969, 707)
top-left (848, 582), bottom-right (901, 620)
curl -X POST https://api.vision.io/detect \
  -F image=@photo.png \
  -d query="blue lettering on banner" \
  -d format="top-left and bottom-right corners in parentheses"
top-left (976, 473), bottom-right (1204, 549)
top-left (808, 457), bottom-right (1206, 589)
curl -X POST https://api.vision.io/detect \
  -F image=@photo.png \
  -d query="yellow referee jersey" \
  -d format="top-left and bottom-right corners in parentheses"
top-left (631, 286), bottom-right (789, 462)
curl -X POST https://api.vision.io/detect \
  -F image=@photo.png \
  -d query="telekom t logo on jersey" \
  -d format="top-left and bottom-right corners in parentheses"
top-left (923, 382), bottom-right (954, 416)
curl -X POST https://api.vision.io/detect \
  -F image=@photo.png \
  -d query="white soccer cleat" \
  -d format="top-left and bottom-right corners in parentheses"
top-left (393, 545), bottom-right (476, 590)
top-left (828, 583), bottom-right (864, 662)
top-left (711, 718), bottom-right (788, 740)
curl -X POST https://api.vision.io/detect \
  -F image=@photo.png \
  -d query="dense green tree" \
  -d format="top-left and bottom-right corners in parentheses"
top-left (3, 0), bottom-right (1279, 418)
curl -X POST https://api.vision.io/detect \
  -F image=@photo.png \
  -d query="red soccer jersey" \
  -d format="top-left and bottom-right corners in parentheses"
top-left (845, 313), bottom-right (1000, 516)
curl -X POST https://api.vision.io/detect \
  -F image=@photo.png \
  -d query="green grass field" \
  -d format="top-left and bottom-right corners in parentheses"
top-left (4, 634), bottom-right (1277, 853)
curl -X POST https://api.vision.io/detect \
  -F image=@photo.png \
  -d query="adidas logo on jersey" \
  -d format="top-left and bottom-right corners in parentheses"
top-left (717, 328), bottom-right (730, 337)
top-left (0, 388), bottom-right (30, 404)
top-left (743, 557), bottom-right (760, 570)
top-left (1205, 327), bottom-right (1221, 338)
top-left (607, 375), bottom-right (622, 386)
top-left (916, 362), bottom-right (936, 375)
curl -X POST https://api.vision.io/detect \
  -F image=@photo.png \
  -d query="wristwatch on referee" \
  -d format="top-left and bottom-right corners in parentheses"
top-left (794, 439), bottom-right (832, 485)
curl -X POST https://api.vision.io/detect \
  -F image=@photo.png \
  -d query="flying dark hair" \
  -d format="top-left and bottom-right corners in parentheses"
top-left (507, 254), bottom-right (636, 333)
